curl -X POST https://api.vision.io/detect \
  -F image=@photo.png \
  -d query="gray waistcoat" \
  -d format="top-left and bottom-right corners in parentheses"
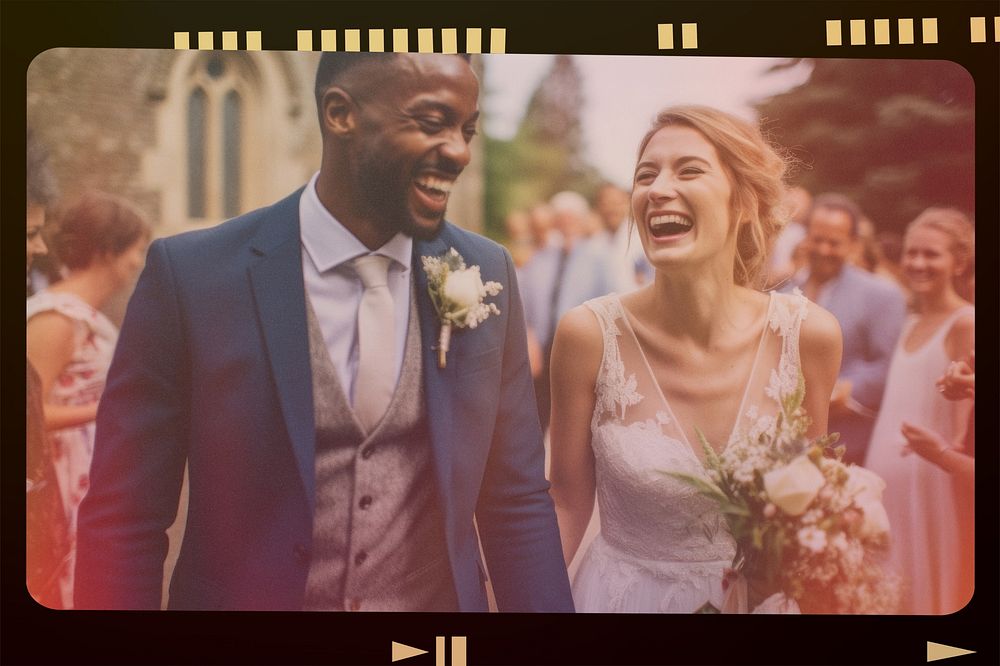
top-left (302, 285), bottom-right (457, 612)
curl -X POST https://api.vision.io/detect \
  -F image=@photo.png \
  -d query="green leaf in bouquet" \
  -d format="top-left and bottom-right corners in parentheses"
top-left (694, 427), bottom-right (723, 470)
top-left (716, 499), bottom-right (751, 518)
top-left (782, 370), bottom-right (807, 415)
top-left (811, 431), bottom-right (840, 450)
top-left (666, 470), bottom-right (728, 499)
top-left (728, 518), bottom-right (753, 543)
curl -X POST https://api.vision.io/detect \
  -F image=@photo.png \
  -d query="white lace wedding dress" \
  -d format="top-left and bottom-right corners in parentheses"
top-left (571, 291), bottom-right (809, 613)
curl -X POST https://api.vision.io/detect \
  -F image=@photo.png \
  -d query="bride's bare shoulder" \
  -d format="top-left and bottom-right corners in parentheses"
top-left (551, 302), bottom-right (606, 377)
top-left (554, 303), bottom-right (604, 350)
top-left (800, 300), bottom-right (843, 375)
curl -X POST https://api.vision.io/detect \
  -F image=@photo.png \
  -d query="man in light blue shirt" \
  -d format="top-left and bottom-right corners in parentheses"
top-left (783, 193), bottom-right (907, 464)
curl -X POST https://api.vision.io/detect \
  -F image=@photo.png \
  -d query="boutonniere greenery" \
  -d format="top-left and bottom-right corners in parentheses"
top-left (421, 248), bottom-right (503, 368)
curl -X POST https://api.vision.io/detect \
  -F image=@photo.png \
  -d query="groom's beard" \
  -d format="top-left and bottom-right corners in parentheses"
top-left (353, 147), bottom-right (451, 242)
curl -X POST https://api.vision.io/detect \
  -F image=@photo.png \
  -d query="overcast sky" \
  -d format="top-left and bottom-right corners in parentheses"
top-left (482, 55), bottom-right (812, 188)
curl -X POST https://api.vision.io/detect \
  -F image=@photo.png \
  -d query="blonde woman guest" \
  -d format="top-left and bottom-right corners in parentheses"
top-left (549, 106), bottom-right (841, 613)
top-left (865, 209), bottom-right (974, 615)
top-left (26, 193), bottom-right (151, 608)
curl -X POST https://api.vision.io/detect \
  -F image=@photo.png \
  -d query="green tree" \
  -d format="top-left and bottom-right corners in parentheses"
top-left (484, 55), bottom-right (603, 240)
top-left (756, 59), bottom-right (974, 234)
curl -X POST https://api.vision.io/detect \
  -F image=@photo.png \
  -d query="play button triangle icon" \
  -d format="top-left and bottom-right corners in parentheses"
top-left (391, 641), bottom-right (429, 662)
top-left (927, 642), bottom-right (976, 662)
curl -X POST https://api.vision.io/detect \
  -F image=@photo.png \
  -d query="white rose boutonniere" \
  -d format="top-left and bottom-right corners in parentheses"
top-left (422, 248), bottom-right (503, 368)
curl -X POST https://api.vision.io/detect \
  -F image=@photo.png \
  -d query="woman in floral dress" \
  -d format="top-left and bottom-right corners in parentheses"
top-left (26, 193), bottom-right (151, 608)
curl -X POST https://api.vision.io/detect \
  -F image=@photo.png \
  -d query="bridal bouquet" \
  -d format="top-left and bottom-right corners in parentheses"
top-left (673, 376), bottom-right (899, 614)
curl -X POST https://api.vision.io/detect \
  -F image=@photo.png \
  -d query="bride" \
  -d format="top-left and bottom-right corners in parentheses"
top-left (549, 106), bottom-right (842, 613)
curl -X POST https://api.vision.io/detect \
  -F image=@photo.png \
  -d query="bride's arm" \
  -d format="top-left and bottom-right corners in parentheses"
top-left (548, 305), bottom-right (602, 567)
top-left (799, 302), bottom-right (843, 439)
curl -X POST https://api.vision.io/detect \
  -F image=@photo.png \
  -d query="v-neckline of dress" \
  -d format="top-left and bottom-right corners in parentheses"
top-left (613, 291), bottom-right (775, 467)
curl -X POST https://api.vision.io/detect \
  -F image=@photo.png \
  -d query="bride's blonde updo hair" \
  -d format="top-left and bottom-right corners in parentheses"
top-left (634, 105), bottom-right (790, 288)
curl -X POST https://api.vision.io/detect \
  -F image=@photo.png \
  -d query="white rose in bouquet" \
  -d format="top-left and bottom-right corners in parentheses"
top-left (845, 465), bottom-right (890, 538)
top-left (856, 498), bottom-right (890, 538)
top-left (443, 268), bottom-right (485, 310)
top-left (845, 465), bottom-right (886, 504)
top-left (763, 455), bottom-right (825, 516)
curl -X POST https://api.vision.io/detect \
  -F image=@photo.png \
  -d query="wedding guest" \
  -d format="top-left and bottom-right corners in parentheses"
top-left (782, 194), bottom-right (907, 464)
top-left (26, 129), bottom-right (69, 608)
top-left (901, 355), bottom-right (975, 605)
top-left (74, 53), bottom-right (572, 612)
top-left (904, 354), bottom-right (975, 475)
top-left (767, 185), bottom-right (811, 286)
top-left (528, 202), bottom-right (558, 251)
top-left (520, 190), bottom-right (615, 431)
top-left (550, 106), bottom-right (841, 612)
top-left (849, 217), bottom-right (879, 272)
top-left (504, 208), bottom-right (535, 268)
top-left (26, 192), bottom-right (151, 608)
top-left (874, 230), bottom-right (907, 291)
top-left (582, 209), bottom-right (602, 238)
top-left (593, 182), bottom-right (652, 293)
top-left (865, 208), bottom-right (975, 614)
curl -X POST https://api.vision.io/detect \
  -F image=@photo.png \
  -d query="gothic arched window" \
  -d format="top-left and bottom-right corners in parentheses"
top-left (184, 54), bottom-right (255, 222)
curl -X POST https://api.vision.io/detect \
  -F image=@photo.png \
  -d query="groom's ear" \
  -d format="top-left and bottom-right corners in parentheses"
top-left (320, 87), bottom-right (357, 138)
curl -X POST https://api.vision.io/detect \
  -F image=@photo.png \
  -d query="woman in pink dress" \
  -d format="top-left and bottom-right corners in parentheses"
top-left (864, 208), bottom-right (975, 614)
top-left (26, 193), bottom-right (151, 608)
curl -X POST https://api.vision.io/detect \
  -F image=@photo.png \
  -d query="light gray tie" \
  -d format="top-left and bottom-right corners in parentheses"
top-left (352, 254), bottom-right (396, 433)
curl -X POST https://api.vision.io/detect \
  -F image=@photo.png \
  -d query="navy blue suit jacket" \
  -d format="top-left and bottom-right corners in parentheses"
top-left (74, 190), bottom-right (573, 611)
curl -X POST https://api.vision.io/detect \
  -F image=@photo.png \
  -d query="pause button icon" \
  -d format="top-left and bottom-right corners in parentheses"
top-left (391, 636), bottom-right (467, 665)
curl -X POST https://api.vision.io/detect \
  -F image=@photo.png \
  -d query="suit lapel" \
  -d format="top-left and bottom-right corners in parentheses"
top-left (413, 229), bottom-right (459, 518)
top-left (247, 191), bottom-right (317, 513)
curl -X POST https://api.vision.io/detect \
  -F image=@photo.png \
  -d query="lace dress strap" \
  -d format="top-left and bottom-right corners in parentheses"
top-left (764, 289), bottom-right (811, 403)
top-left (583, 295), bottom-right (643, 429)
top-left (729, 290), bottom-right (810, 445)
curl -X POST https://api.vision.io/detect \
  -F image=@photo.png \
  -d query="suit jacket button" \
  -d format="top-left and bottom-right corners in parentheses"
top-left (354, 551), bottom-right (368, 566)
top-left (361, 446), bottom-right (376, 460)
top-left (359, 495), bottom-right (373, 510)
top-left (293, 544), bottom-right (309, 563)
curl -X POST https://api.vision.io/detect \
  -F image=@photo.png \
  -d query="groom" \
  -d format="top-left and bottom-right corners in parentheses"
top-left (74, 52), bottom-right (574, 612)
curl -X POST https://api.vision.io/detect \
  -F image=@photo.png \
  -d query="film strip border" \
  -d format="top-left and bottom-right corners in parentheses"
top-left (173, 28), bottom-right (507, 53)
top-left (657, 22), bottom-right (698, 50)
top-left (173, 17), bottom-right (997, 53)
top-left (825, 16), bottom-right (1000, 46)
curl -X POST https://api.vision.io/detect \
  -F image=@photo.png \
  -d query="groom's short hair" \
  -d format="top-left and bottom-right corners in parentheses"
top-left (314, 52), bottom-right (472, 111)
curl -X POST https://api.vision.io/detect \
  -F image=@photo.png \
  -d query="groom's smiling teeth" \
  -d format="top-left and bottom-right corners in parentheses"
top-left (415, 176), bottom-right (454, 202)
top-left (649, 213), bottom-right (693, 239)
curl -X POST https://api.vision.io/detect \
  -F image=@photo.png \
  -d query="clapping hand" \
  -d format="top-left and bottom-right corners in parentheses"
top-left (936, 358), bottom-right (974, 401)
top-left (900, 421), bottom-right (955, 462)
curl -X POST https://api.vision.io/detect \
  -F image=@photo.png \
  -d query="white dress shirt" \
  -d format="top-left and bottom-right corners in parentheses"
top-left (299, 172), bottom-right (413, 404)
